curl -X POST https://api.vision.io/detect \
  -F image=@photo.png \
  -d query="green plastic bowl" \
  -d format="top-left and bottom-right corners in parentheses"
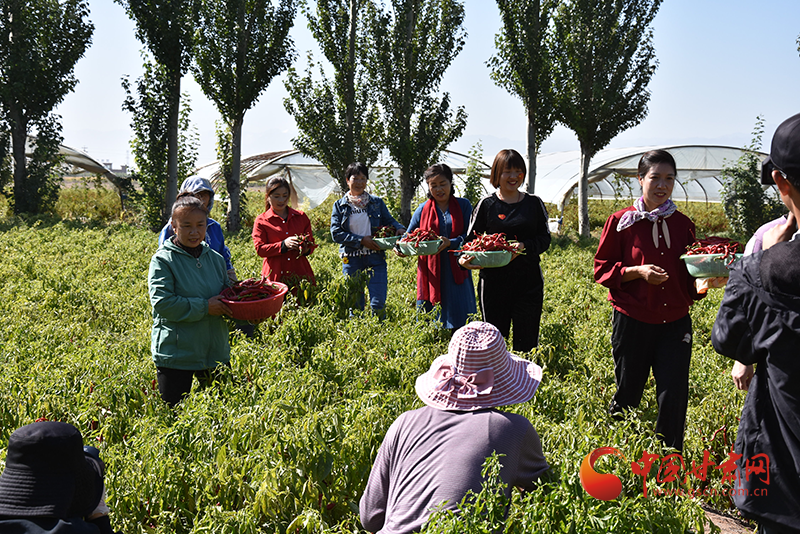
top-left (372, 235), bottom-right (401, 250)
top-left (396, 239), bottom-right (442, 256)
top-left (464, 250), bottom-right (513, 268)
top-left (681, 253), bottom-right (743, 278)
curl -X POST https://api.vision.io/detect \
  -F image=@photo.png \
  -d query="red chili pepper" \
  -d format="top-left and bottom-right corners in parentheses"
top-left (372, 226), bottom-right (396, 238)
top-left (224, 277), bottom-right (282, 301)
top-left (461, 233), bottom-right (517, 253)
top-left (294, 233), bottom-right (317, 255)
top-left (684, 238), bottom-right (742, 266)
top-left (400, 228), bottom-right (440, 245)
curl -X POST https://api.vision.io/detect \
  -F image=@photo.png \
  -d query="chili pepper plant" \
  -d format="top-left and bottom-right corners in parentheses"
top-left (0, 213), bottom-right (743, 533)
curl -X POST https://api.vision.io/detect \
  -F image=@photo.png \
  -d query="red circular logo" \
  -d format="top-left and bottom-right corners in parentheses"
top-left (580, 447), bottom-right (626, 500)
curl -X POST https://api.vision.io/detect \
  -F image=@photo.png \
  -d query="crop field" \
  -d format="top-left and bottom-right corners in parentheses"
top-left (0, 196), bottom-right (745, 533)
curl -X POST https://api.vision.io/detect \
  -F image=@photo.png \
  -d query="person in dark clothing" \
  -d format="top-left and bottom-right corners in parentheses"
top-left (0, 421), bottom-right (119, 534)
top-left (459, 149), bottom-right (551, 352)
top-left (712, 112), bottom-right (800, 534)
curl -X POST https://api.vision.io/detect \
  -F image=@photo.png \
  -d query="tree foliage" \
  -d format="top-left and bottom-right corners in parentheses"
top-left (0, 113), bottom-right (13, 197)
top-left (461, 141), bottom-right (486, 208)
top-left (552, 0), bottom-right (660, 237)
top-left (115, 0), bottom-right (195, 218)
top-left (487, 0), bottom-right (557, 193)
top-left (721, 117), bottom-right (784, 238)
top-left (24, 114), bottom-right (65, 214)
top-left (192, 0), bottom-right (296, 232)
top-left (284, 0), bottom-right (384, 194)
top-left (122, 60), bottom-right (198, 231)
top-left (0, 0), bottom-right (93, 214)
top-left (366, 0), bottom-right (468, 224)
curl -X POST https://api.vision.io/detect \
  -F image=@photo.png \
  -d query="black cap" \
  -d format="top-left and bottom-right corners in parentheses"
top-left (762, 112), bottom-right (800, 185)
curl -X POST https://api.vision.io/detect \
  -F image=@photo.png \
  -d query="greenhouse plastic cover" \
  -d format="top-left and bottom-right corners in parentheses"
top-left (535, 145), bottom-right (769, 210)
top-left (54, 140), bottom-right (769, 213)
top-left (194, 145), bottom-right (769, 212)
top-left (196, 149), bottom-right (491, 209)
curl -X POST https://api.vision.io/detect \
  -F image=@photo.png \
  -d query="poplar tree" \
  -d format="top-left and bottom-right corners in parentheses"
top-left (192, 0), bottom-right (296, 231)
top-left (122, 60), bottom-right (198, 231)
top-left (367, 0), bottom-right (467, 224)
top-left (553, 0), bottom-right (660, 237)
top-left (284, 0), bottom-right (383, 193)
top-left (115, 0), bottom-right (194, 224)
top-left (0, 0), bottom-right (93, 214)
top-left (487, 0), bottom-right (557, 194)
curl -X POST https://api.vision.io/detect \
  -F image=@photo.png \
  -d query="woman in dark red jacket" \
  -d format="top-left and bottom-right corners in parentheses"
top-left (252, 177), bottom-right (315, 285)
top-left (594, 149), bottom-right (703, 451)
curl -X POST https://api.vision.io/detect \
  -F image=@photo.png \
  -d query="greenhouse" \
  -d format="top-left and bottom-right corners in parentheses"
top-left (535, 145), bottom-right (769, 210)
top-left (55, 141), bottom-right (772, 217)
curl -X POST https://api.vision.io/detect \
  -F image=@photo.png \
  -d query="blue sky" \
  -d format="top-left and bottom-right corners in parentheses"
top-left (55, 0), bottom-right (800, 169)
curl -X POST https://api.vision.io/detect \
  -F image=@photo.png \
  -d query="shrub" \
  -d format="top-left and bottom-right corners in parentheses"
top-left (554, 199), bottom-right (729, 239)
top-left (720, 117), bottom-right (784, 238)
top-left (56, 184), bottom-right (123, 221)
top-left (460, 141), bottom-right (486, 208)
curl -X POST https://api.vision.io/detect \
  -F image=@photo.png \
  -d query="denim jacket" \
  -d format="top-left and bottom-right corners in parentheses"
top-left (331, 194), bottom-right (404, 256)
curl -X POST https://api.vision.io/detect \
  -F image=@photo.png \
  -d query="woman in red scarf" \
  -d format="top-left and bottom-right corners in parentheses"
top-left (402, 163), bottom-right (476, 329)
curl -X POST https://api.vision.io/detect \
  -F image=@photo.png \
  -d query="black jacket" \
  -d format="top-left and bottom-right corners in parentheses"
top-left (0, 515), bottom-right (117, 534)
top-left (466, 192), bottom-right (551, 284)
top-left (712, 239), bottom-right (800, 534)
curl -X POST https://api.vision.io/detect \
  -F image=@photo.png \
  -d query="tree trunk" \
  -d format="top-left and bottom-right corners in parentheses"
top-left (228, 116), bottom-right (243, 232)
top-left (397, 1), bottom-right (420, 227)
top-left (165, 72), bottom-right (180, 226)
top-left (342, 0), bottom-right (357, 190)
top-left (9, 107), bottom-right (29, 215)
top-left (526, 111), bottom-right (537, 194)
top-left (399, 167), bottom-right (415, 226)
top-left (578, 146), bottom-right (591, 238)
top-left (225, 115), bottom-right (244, 232)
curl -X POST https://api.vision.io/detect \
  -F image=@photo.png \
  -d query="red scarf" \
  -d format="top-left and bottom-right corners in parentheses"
top-left (417, 196), bottom-right (468, 304)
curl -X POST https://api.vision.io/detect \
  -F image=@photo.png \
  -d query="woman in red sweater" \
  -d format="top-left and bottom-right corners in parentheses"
top-left (594, 149), bottom-right (704, 451)
top-left (252, 177), bottom-right (315, 285)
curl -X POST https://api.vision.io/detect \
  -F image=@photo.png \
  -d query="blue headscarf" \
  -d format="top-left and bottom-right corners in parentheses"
top-left (180, 176), bottom-right (215, 211)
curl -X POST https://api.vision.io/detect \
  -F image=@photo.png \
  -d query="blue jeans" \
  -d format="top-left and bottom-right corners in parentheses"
top-left (342, 253), bottom-right (388, 312)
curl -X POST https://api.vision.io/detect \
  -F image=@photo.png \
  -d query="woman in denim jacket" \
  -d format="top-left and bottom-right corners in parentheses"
top-left (331, 162), bottom-right (405, 315)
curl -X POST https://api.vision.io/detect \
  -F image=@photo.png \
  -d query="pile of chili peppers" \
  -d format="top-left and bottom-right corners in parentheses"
top-left (295, 233), bottom-right (316, 255)
top-left (372, 226), bottom-right (396, 238)
top-left (399, 228), bottom-right (440, 245)
top-left (461, 233), bottom-right (517, 253)
top-left (684, 237), bottom-right (743, 265)
top-left (223, 278), bottom-right (282, 302)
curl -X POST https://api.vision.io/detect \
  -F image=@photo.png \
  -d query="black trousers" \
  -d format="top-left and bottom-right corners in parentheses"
top-left (609, 310), bottom-right (692, 451)
top-left (477, 276), bottom-right (543, 352)
top-left (156, 365), bottom-right (227, 407)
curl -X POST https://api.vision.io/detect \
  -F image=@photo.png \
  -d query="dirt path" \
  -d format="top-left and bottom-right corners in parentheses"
top-left (704, 508), bottom-right (754, 533)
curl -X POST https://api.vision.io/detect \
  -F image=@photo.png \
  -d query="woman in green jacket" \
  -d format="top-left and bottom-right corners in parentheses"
top-left (148, 194), bottom-right (232, 406)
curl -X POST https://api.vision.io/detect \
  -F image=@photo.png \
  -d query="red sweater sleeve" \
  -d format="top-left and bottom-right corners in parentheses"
top-left (252, 212), bottom-right (284, 258)
top-left (594, 211), bottom-right (628, 289)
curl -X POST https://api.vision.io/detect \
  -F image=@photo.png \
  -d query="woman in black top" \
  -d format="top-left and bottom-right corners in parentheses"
top-left (459, 149), bottom-right (551, 352)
